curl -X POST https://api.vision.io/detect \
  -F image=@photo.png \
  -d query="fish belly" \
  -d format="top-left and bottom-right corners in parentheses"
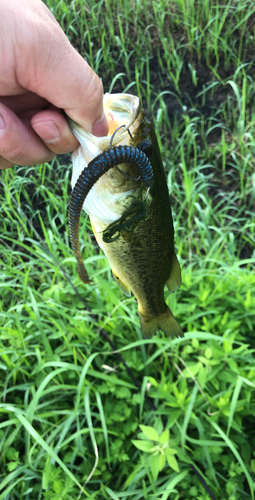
top-left (90, 200), bottom-right (183, 338)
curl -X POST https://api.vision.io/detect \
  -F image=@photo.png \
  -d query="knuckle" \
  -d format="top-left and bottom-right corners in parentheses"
top-left (0, 156), bottom-right (14, 169)
top-left (2, 143), bottom-right (25, 164)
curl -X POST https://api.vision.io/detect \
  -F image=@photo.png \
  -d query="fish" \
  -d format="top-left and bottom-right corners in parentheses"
top-left (68, 93), bottom-right (183, 338)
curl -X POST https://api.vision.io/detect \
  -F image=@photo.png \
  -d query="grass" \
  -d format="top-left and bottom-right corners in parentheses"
top-left (1, 0), bottom-right (255, 499)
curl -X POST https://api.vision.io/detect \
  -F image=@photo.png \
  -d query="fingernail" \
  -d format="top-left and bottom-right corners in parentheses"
top-left (0, 115), bottom-right (6, 136)
top-left (33, 120), bottom-right (60, 144)
top-left (92, 113), bottom-right (109, 137)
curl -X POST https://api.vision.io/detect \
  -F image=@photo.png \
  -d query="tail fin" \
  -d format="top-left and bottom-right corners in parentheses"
top-left (139, 305), bottom-right (183, 338)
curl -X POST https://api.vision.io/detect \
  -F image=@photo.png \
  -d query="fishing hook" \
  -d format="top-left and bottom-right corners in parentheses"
top-left (109, 124), bottom-right (134, 147)
top-left (102, 200), bottom-right (149, 243)
top-left (109, 124), bottom-right (125, 148)
top-left (109, 124), bottom-right (140, 182)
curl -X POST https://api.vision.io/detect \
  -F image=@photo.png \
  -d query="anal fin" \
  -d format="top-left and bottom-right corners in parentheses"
top-left (166, 253), bottom-right (182, 293)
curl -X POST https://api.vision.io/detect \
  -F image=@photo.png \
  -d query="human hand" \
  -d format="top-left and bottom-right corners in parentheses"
top-left (0, 0), bottom-right (109, 169)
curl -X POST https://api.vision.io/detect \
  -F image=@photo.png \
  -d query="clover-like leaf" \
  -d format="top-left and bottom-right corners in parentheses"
top-left (165, 448), bottom-right (178, 456)
top-left (158, 453), bottom-right (166, 472)
top-left (140, 425), bottom-right (159, 442)
top-left (7, 461), bottom-right (19, 472)
top-left (150, 454), bottom-right (160, 481)
top-left (132, 440), bottom-right (154, 453)
top-left (166, 454), bottom-right (180, 472)
top-left (159, 428), bottom-right (169, 445)
top-left (137, 432), bottom-right (149, 440)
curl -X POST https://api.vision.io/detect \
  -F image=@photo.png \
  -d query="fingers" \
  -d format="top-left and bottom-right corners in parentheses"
top-left (0, 103), bottom-right (78, 168)
top-left (0, 0), bottom-right (110, 170)
top-left (15, 0), bottom-right (109, 136)
top-left (31, 109), bottom-right (79, 154)
top-left (0, 157), bottom-right (13, 169)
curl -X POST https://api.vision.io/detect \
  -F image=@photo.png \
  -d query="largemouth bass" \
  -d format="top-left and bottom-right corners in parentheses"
top-left (69, 93), bottom-right (183, 338)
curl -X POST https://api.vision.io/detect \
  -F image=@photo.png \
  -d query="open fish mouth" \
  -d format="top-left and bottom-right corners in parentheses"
top-left (69, 93), bottom-right (142, 224)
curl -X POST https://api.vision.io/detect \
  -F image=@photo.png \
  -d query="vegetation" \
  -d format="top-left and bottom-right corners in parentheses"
top-left (0, 0), bottom-right (255, 498)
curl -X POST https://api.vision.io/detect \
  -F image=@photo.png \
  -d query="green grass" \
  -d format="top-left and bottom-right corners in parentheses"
top-left (1, 0), bottom-right (255, 499)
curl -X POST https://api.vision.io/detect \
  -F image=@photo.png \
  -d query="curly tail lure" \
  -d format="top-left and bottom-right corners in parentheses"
top-left (69, 145), bottom-right (154, 283)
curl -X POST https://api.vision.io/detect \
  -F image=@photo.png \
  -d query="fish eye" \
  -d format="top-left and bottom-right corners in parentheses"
top-left (137, 140), bottom-right (153, 158)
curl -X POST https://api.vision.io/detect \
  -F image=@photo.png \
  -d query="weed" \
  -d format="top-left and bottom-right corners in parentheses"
top-left (1, 0), bottom-right (255, 498)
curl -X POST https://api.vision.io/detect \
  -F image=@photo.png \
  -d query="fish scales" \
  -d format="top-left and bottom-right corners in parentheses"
top-left (69, 93), bottom-right (183, 338)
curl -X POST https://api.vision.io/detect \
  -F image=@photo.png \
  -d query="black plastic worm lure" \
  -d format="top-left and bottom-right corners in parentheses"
top-left (69, 145), bottom-right (154, 283)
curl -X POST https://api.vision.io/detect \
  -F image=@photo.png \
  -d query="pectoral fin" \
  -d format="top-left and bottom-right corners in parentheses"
top-left (166, 253), bottom-right (182, 292)
top-left (112, 271), bottom-right (132, 297)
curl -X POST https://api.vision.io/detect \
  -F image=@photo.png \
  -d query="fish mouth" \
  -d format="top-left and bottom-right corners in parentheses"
top-left (69, 93), bottom-right (142, 224)
top-left (70, 93), bottom-right (141, 187)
